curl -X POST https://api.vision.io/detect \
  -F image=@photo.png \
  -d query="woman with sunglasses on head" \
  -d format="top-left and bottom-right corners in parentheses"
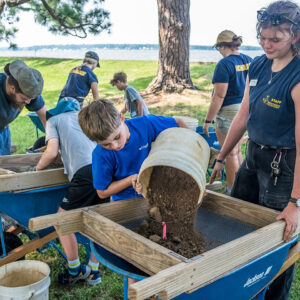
top-left (203, 30), bottom-right (252, 195)
top-left (210, 1), bottom-right (300, 299)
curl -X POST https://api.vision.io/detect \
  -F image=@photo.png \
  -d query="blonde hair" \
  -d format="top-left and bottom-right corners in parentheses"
top-left (78, 99), bottom-right (121, 142)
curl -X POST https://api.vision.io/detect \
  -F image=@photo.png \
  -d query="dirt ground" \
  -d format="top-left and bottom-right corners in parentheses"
top-left (135, 166), bottom-right (205, 259)
top-left (113, 89), bottom-right (211, 114)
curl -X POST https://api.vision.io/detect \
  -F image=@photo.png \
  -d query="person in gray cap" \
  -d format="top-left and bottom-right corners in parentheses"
top-left (0, 60), bottom-right (46, 155)
top-left (58, 51), bottom-right (100, 108)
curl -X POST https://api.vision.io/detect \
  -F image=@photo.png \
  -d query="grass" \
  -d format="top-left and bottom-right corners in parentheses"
top-left (2, 57), bottom-right (300, 299)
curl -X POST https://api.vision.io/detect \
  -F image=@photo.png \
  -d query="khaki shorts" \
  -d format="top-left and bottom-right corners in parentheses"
top-left (215, 104), bottom-right (241, 133)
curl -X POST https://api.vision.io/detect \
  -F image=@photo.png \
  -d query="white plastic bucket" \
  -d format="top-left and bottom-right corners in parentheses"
top-left (138, 127), bottom-right (210, 205)
top-left (173, 116), bottom-right (199, 131)
top-left (0, 260), bottom-right (50, 300)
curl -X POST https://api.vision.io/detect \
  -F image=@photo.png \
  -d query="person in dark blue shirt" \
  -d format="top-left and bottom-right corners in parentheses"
top-left (0, 60), bottom-right (46, 155)
top-left (203, 30), bottom-right (252, 194)
top-left (78, 99), bottom-right (187, 202)
top-left (210, 1), bottom-right (300, 299)
top-left (59, 51), bottom-right (100, 107)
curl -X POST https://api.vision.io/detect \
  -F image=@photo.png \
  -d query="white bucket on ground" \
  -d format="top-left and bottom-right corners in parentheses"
top-left (173, 116), bottom-right (199, 131)
top-left (0, 260), bottom-right (50, 300)
top-left (138, 127), bottom-right (210, 205)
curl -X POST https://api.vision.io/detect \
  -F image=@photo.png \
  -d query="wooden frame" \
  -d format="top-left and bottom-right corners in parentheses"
top-left (0, 153), bottom-right (68, 263)
top-left (0, 153), bottom-right (68, 192)
top-left (29, 191), bottom-right (300, 299)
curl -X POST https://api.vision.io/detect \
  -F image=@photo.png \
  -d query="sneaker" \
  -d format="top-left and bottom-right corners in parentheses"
top-left (58, 264), bottom-right (91, 285)
top-left (86, 271), bottom-right (102, 285)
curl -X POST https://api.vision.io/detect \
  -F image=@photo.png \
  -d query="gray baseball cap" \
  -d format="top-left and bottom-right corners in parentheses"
top-left (85, 51), bottom-right (100, 67)
top-left (9, 60), bottom-right (44, 99)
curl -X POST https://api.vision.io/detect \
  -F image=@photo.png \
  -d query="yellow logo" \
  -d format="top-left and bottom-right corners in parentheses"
top-left (71, 68), bottom-right (86, 76)
top-left (262, 95), bottom-right (282, 109)
top-left (235, 63), bottom-right (250, 72)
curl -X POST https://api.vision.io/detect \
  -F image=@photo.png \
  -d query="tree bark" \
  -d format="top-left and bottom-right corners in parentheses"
top-left (147, 0), bottom-right (195, 93)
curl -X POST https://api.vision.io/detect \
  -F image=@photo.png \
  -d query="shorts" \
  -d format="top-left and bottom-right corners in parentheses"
top-left (215, 104), bottom-right (241, 133)
top-left (61, 164), bottom-right (110, 210)
top-left (0, 126), bottom-right (11, 156)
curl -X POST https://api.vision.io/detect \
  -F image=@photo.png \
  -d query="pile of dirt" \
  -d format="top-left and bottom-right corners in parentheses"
top-left (136, 166), bottom-right (205, 258)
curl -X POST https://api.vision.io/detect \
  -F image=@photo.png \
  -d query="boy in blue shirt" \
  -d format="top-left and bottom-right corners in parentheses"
top-left (78, 99), bottom-right (186, 201)
top-left (59, 51), bottom-right (100, 107)
top-left (110, 72), bottom-right (149, 118)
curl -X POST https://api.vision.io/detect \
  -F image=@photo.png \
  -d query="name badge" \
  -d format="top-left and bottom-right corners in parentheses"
top-left (249, 79), bottom-right (258, 86)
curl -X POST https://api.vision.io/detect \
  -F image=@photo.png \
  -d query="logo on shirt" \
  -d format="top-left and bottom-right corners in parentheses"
top-left (71, 68), bottom-right (87, 76)
top-left (235, 63), bottom-right (250, 72)
top-left (139, 143), bottom-right (148, 151)
top-left (262, 95), bottom-right (282, 109)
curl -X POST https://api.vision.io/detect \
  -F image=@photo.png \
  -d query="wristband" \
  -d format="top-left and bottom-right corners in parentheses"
top-left (205, 120), bottom-right (212, 124)
top-left (216, 159), bottom-right (225, 164)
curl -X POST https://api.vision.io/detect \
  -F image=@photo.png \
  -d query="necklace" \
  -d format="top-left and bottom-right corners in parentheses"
top-left (268, 71), bottom-right (282, 85)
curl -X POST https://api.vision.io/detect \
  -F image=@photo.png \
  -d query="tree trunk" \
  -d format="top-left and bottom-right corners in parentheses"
top-left (147, 0), bottom-right (195, 93)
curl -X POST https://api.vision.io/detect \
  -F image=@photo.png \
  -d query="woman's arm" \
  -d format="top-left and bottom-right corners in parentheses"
top-left (276, 82), bottom-right (300, 241)
top-left (97, 174), bottom-right (136, 199)
top-left (203, 82), bottom-right (228, 136)
top-left (210, 78), bottom-right (250, 183)
top-left (91, 82), bottom-right (99, 101)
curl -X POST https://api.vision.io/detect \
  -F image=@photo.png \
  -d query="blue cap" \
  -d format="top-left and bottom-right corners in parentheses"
top-left (46, 97), bottom-right (80, 120)
top-left (85, 51), bottom-right (100, 67)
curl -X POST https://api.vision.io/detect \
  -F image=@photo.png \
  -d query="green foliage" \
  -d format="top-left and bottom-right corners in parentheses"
top-left (0, 0), bottom-right (111, 48)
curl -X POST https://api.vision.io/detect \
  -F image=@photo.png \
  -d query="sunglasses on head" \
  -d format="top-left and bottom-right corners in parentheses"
top-left (257, 10), bottom-right (297, 26)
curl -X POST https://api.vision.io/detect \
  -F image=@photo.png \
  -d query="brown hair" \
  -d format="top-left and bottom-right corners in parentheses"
top-left (216, 36), bottom-right (243, 50)
top-left (78, 99), bottom-right (121, 142)
top-left (4, 63), bottom-right (23, 94)
top-left (256, 1), bottom-right (300, 56)
top-left (110, 72), bottom-right (127, 85)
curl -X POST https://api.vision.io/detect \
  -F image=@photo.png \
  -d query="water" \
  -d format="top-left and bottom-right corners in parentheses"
top-left (0, 47), bottom-right (264, 62)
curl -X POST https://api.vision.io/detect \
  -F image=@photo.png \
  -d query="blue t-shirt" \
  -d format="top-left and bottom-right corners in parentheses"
top-left (212, 53), bottom-right (252, 107)
top-left (92, 115), bottom-right (177, 201)
top-left (59, 65), bottom-right (98, 105)
top-left (247, 55), bottom-right (300, 147)
top-left (0, 73), bottom-right (45, 130)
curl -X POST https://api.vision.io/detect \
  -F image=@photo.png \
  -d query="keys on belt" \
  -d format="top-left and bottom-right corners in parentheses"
top-left (270, 152), bottom-right (282, 186)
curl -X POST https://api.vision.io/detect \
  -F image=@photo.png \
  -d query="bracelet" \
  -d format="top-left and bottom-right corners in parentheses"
top-left (216, 159), bottom-right (225, 164)
top-left (205, 120), bottom-right (212, 124)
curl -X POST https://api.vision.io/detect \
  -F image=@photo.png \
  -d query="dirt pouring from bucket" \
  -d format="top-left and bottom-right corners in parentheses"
top-left (136, 166), bottom-right (205, 258)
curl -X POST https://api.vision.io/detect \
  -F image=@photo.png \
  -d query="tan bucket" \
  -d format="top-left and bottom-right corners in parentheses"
top-left (138, 127), bottom-right (210, 205)
top-left (0, 260), bottom-right (50, 300)
top-left (174, 116), bottom-right (198, 131)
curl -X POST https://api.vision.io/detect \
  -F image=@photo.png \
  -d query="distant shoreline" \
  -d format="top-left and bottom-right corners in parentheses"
top-left (0, 47), bottom-right (264, 62)
top-left (0, 43), bottom-right (262, 51)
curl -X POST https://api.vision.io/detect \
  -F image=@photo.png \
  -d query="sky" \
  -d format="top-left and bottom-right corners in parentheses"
top-left (0, 0), bottom-right (273, 48)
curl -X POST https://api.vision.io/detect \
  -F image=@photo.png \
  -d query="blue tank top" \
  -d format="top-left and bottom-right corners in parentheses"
top-left (247, 55), bottom-right (300, 147)
top-left (212, 53), bottom-right (252, 107)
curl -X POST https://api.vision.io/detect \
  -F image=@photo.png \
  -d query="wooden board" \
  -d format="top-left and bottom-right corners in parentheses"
top-left (128, 220), bottom-right (300, 300)
top-left (202, 191), bottom-right (278, 227)
top-left (0, 168), bottom-right (68, 192)
top-left (82, 209), bottom-right (181, 274)
top-left (0, 153), bottom-right (42, 168)
top-left (0, 231), bottom-right (57, 267)
top-left (29, 192), bottom-right (300, 299)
